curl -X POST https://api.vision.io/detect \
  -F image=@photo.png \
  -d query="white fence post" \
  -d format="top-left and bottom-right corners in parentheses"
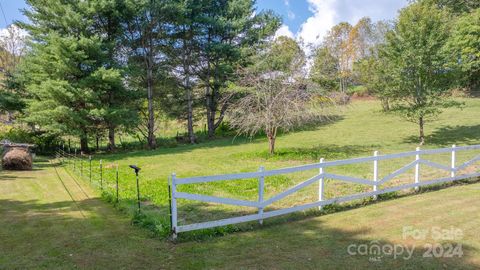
top-left (318, 158), bottom-right (324, 210)
top-left (258, 166), bottom-right (265, 225)
top-left (373, 151), bottom-right (379, 200)
top-left (415, 147), bottom-right (420, 191)
top-left (171, 173), bottom-right (178, 239)
top-left (451, 144), bottom-right (456, 178)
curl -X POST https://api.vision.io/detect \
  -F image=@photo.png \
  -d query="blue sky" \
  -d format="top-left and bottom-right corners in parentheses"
top-left (1, 0), bottom-right (408, 46)
top-left (257, 0), bottom-right (408, 47)
top-left (0, 1), bottom-right (28, 28)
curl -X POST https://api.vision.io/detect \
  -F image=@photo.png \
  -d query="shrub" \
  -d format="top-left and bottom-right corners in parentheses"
top-left (0, 127), bottom-right (61, 154)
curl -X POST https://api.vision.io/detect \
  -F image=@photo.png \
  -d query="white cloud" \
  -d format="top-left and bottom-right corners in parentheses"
top-left (274, 24), bottom-right (295, 39)
top-left (297, 0), bottom-right (337, 49)
top-left (287, 0), bottom-right (407, 54)
top-left (0, 24), bottom-right (28, 39)
top-left (0, 24), bottom-right (28, 56)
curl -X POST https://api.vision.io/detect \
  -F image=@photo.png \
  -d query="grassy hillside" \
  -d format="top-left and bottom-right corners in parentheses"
top-left (1, 162), bottom-right (479, 269)
top-left (64, 98), bottom-right (480, 236)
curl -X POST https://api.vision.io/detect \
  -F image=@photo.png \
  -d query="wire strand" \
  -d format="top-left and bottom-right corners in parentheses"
top-left (0, 1), bottom-right (10, 27)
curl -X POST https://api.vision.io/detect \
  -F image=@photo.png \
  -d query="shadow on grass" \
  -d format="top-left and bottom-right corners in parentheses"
top-left (0, 174), bottom-right (24, 181)
top-left (0, 198), bottom-right (171, 269)
top-left (1, 195), bottom-right (479, 269)
top-left (170, 180), bottom-right (480, 269)
top-left (91, 116), bottom-right (346, 162)
top-left (233, 143), bottom-right (377, 161)
top-left (403, 124), bottom-right (480, 146)
top-left (175, 221), bottom-right (479, 269)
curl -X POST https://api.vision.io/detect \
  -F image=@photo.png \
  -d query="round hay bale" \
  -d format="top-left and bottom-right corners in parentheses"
top-left (2, 148), bottom-right (33, 170)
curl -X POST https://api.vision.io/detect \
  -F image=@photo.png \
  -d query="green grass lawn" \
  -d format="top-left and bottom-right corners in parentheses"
top-left (64, 98), bottom-right (480, 236)
top-left (1, 160), bottom-right (479, 269)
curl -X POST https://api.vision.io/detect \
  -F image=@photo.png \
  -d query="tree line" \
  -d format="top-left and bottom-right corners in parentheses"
top-left (1, 0), bottom-right (280, 152)
top-left (310, 0), bottom-right (479, 144)
top-left (0, 0), bottom-right (478, 153)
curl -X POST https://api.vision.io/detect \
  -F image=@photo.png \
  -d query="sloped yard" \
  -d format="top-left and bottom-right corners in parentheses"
top-left (0, 160), bottom-right (479, 269)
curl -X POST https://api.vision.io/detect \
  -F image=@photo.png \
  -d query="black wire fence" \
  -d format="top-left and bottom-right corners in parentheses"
top-left (54, 149), bottom-right (142, 211)
top-left (54, 148), bottom-right (173, 238)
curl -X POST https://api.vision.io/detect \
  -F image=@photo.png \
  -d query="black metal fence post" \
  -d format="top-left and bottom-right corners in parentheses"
top-left (116, 165), bottom-right (119, 203)
top-left (73, 149), bottom-right (76, 171)
top-left (89, 156), bottom-right (92, 183)
top-left (100, 160), bottom-right (103, 189)
top-left (129, 165), bottom-right (141, 211)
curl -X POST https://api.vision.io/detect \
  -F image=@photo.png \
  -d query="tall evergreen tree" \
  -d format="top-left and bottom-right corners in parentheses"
top-left (122, 0), bottom-right (173, 149)
top-left (177, 0), bottom-right (202, 144)
top-left (197, 0), bottom-right (280, 138)
top-left (21, 33), bottom-right (106, 151)
top-left (88, 0), bottom-right (139, 150)
top-left (20, 0), bottom-right (134, 152)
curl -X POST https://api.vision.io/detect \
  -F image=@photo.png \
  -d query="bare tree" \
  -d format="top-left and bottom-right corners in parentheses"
top-left (0, 24), bottom-right (26, 122)
top-left (228, 38), bottom-right (332, 154)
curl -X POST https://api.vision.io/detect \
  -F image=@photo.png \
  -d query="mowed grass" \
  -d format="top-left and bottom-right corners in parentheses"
top-left (1, 161), bottom-right (480, 269)
top-left (68, 98), bottom-right (480, 233)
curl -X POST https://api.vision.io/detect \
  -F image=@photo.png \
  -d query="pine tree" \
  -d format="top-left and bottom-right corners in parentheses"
top-left (20, 0), bottom-right (135, 152)
top-left (197, 0), bottom-right (281, 138)
top-left (21, 33), bottom-right (106, 152)
top-left (121, 0), bottom-right (174, 149)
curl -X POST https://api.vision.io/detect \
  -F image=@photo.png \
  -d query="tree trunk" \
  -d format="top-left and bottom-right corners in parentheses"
top-left (206, 86), bottom-right (227, 139)
top-left (419, 116), bottom-right (425, 145)
top-left (206, 92), bottom-right (216, 138)
top-left (183, 29), bottom-right (195, 145)
top-left (381, 98), bottom-right (390, 111)
top-left (96, 135), bottom-right (100, 151)
top-left (146, 64), bottom-right (156, 149)
top-left (108, 126), bottom-right (116, 151)
top-left (187, 88), bottom-right (195, 144)
top-left (205, 50), bottom-right (216, 139)
top-left (268, 135), bottom-right (276, 155)
top-left (80, 133), bottom-right (88, 153)
top-left (207, 108), bottom-right (215, 138)
top-left (6, 111), bottom-right (13, 123)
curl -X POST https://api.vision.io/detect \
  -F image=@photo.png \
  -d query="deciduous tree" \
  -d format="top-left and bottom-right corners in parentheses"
top-left (382, 2), bottom-right (459, 145)
top-left (229, 37), bottom-right (329, 154)
top-left (447, 8), bottom-right (480, 91)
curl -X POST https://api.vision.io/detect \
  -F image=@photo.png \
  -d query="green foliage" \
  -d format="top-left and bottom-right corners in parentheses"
top-left (353, 53), bottom-right (396, 110)
top-left (447, 8), bottom-right (480, 90)
top-left (19, 0), bottom-right (139, 151)
top-left (60, 98), bottom-right (480, 239)
top-left (381, 2), bottom-right (461, 143)
top-left (22, 34), bottom-right (104, 138)
top-left (310, 46), bottom-right (339, 92)
top-left (428, 0), bottom-right (480, 14)
top-left (0, 126), bottom-right (61, 154)
top-left (260, 36), bottom-right (305, 72)
top-left (183, 0), bottom-right (281, 138)
top-left (0, 73), bottom-right (23, 115)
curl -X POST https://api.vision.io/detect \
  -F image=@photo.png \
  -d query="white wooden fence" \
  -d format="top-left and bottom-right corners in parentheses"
top-left (169, 144), bottom-right (480, 238)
